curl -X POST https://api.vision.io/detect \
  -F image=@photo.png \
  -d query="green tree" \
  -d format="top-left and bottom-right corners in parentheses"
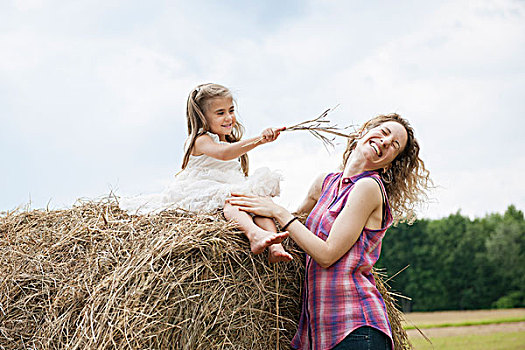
top-left (485, 205), bottom-right (525, 308)
top-left (377, 206), bottom-right (525, 311)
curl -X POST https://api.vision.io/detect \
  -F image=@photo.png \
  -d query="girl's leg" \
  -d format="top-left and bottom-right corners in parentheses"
top-left (223, 202), bottom-right (288, 255)
top-left (253, 216), bottom-right (293, 263)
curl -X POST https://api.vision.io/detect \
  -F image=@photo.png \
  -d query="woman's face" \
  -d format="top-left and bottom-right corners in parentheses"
top-left (356, 121), bottom-right (408, 170)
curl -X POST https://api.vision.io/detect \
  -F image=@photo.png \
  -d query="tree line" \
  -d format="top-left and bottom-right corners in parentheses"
top-left (376, 205), bottom-right (525, 312)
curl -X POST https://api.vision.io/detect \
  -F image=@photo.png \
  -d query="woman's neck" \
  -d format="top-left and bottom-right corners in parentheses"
top-left (342, 152), bottom-right (369, 178)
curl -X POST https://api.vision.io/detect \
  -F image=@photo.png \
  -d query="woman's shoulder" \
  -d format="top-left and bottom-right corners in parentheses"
top-left (307, 172), bottom-right (331, 201)
top-left (350, 176), bottom-right (383, 204)
top-left (353, 173), bottom-right (385, 194)
top-left (320, 172), bottom-right (342, 190)
top-left (353, 176), bottom-right (382, 190)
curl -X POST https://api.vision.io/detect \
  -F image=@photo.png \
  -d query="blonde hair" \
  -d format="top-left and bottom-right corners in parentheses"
top-left (181, 83), bottom-right (249, 176)
top-left (342, 113), bottom-right (432, 224)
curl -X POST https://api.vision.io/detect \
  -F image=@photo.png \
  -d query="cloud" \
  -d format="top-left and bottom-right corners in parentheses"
top-left (428, 157), bottom-right (525, 218)
top-left (1, 0), bottom-right (524, 218)
top-left (12, 0), bottom-right (45, 12)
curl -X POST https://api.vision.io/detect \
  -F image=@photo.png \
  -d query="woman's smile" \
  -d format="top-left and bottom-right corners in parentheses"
top-left (369, 140), bottom-right (382, 157)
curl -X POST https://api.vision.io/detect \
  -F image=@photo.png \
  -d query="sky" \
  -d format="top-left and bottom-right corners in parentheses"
top-left (1, 0), bottom-right (524, 219)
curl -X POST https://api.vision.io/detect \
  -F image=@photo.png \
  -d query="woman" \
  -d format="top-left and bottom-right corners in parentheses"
top-left (228, 113), bottom-right (431, 350)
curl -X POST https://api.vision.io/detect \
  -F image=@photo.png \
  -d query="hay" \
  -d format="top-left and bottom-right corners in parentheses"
top-left (0, 199), bottom-right (411, 349)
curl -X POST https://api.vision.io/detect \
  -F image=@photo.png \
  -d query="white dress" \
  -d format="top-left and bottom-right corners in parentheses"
top-left (120, 132), bottom-right (282, 215)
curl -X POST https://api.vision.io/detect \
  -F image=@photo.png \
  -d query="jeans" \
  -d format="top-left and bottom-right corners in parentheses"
top-left (332, 326), bottom-right (392, 350)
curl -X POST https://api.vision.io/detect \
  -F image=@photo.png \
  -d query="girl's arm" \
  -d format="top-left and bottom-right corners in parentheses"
top-left (295, 173), bottom-right (327, 215)
top-left (193, 128), bottom-right (284, 161)
top-left (228, 177), bottom-right (382, 268)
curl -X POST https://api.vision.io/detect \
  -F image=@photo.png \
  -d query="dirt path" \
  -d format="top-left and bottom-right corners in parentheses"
top-left (407, 321), bottom-right (525, 338)
top-left (404, 308), bottom-right (525, 326)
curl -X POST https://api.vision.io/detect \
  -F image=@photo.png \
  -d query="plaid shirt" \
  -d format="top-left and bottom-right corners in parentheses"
top-left (291, 171), bottom-right (394, 350)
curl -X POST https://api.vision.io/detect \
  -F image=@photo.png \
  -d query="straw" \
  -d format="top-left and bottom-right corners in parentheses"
top-left (0, 198), bottom-right (412, 349)
top-left (245, 105), bottom-right (351, 149)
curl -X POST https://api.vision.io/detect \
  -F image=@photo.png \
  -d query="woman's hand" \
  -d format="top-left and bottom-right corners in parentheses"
top-left (260, 127), bottom-right (285, 144)
top-left (226, 193), bottom-right (283, 218)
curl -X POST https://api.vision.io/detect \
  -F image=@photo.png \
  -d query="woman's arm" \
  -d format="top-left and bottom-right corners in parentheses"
top-left (193, 128), bottom-right (284, 161)
top-left (228, 177), bottom-right (382, 268)
top-left (295, 173), bottom-right (327, 215)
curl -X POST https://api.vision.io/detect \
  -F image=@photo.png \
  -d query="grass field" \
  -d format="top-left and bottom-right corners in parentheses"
top-left (410, 331), bottom-right (525, 350)
top-left (404, 308), bottom-right (525, 350)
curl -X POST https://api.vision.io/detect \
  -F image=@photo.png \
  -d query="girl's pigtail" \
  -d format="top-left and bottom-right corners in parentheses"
top-left (181, 86), bottom-right (207, 171)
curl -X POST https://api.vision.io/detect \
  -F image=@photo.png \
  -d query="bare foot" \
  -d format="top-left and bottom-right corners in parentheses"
top-left (268, 244), bottom-right (293, 263)
top-left (250, 230), bottom-right (289, 255)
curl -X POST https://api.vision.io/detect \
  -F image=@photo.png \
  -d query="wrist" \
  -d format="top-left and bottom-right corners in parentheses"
top-left (274, 205), bottom-right (293, 226)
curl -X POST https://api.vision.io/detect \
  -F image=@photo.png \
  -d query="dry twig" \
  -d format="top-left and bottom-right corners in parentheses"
top-left (245, 105), bottom-right (351, 149)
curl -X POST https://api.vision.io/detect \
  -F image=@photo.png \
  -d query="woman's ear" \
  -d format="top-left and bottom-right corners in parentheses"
top-left (383, 164), bottom-right (392, 173)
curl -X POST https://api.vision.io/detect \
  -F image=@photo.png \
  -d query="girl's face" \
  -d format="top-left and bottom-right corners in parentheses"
top-left (356, 121), bottom-right (408, 170)
top-left (204, 97), bottom-right (236, 141)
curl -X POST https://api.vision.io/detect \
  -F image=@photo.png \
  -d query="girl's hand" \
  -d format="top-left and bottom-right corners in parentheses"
top-left (260, 127), bottom-right (285, 144)
top-left (226, 193), bottom-right (281, 218)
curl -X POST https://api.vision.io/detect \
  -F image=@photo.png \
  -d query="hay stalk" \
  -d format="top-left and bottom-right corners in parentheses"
top-left (244, 105), bottom-right (351, 149)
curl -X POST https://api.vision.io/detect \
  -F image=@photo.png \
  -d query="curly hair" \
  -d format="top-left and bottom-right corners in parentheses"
top-left (341, 113), bottom-right (432, 224)
top-left (181, 83), bottom-right (249, 176)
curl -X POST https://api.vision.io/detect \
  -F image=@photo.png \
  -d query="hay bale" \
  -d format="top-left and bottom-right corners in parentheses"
top-left (0, 199), bottom-right (411, 349)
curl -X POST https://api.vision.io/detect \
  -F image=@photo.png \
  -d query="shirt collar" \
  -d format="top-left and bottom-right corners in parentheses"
top-left (341, 170), bottom-right (378, 185)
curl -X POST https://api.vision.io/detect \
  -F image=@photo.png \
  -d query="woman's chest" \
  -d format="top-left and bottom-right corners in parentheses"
top-left (308, 185), bottom-right (351, 240)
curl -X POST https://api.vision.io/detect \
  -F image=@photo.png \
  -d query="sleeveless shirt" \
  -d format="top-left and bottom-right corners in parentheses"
top-left (291, 171), bottom-right (394, 350)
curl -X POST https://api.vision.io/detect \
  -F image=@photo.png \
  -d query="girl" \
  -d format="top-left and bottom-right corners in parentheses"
top-left (120, 83), bottom-right (292, 263)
